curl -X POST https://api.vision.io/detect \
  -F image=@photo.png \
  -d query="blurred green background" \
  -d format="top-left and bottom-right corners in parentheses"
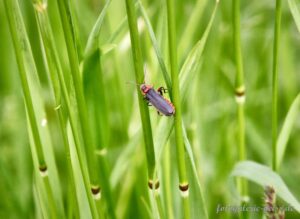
top-left (0, 0), bottom-right (300, 218)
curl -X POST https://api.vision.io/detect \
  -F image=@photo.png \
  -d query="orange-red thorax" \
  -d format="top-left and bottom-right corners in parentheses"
top-left (140, 84), bottom-right (152, 95)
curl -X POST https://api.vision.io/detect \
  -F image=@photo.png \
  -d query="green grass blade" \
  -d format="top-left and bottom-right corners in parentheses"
top-left (179, 2), bottom-right (218, 89)
top-left (166, 0), bottom-right (190, 216)
top-left (66, 122), bottom-right (93, 218)
top-left (178, 0), bottom-right (208, 55)
top-left (125, 0), bottom-right (157, 183)
top-left (231, 161), bottom-right (300, 212)
top-left (82, 50), bottom-right (116, 219)
top-left (153, 0), bottom-right (218, 167)
top-left (4, 0), bottom-right (64, 217)
top-left (182, 125), bottom-right (208, 219)
top-left (56, 0), bottom-right (104, 217)
top-left (271, 0), bottom-right (282, 171)
top-left (276, 93), bottom-right (300, 169)
top-left (288, 0), bottom-right (300, 33)
top-left (33, 2), bottom-right (80, 217)
top-left (138, 0), bottom-right (172, 93)
top-left (84, 0), bottom-right (112, 57)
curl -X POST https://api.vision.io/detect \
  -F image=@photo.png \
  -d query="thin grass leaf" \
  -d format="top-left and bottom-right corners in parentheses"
top-left (67, 122), bottom-right (93, 218)
top-left (153, 0), bottom-right (218, 173)
top-left (153, 2), bottom-right (218, 207)
top-left (271, 0), bottom-right (282, 171)
top-left (141, 197), bottom-right (154, 219)
top-left (288, 0), bottom-right (300, 33)
top-left (178, 0), bottom-right (208, 54)
top-left (85, 0), bottom-right (112, 57)
top-left (153, 1), bottom-right (218, 151)
top-left (180, 3), bottom-right (218, 99)
top-left (276, 93), bottom-right (300, 169)
top-left (125, 0), bottom-right (156, 182)
top-left (182, 125), bottom-right (208, 219)
top-left (110, 131), bottom-right (142, 188)
top-left (107, 15), bottom-right (128, 43)
top-left (99, 44), bottom-right (117, 55)
top-left (82, 49), bottom-right (116, 219)
top-left (231, 160), bottom-right (300, 212)
top-left (56, 0), bottom-right (103, 217)
top-left (138, 0), bottom-right (172, 93)
top-left (33, 2), bottom-right (81, 216)
top-left (4, 0), bottom-right (64, 216)
top-left (152, 3), bottom-right (218, 218)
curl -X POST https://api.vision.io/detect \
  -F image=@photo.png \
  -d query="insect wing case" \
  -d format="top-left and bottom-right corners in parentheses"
top-left (145, 89), bottom-right (174, 116)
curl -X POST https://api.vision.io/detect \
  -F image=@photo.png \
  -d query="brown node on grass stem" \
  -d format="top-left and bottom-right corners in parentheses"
top-left (39, 165), bottom-right (47, 172)
top-left (91, 186), bottom-right (101, 195)
top-left (91, 185), bottom-right (101, 200)
top-left (235, 89), bottom-right (245, 97)
top-left (148, 179), bottom-right (160, 190)
top-left (235, 85), bottom-right (246, 97)
top-left (235, 86), bottom-right (246, 104)
top-left (179, 183), bottom-right (189, 191)
top-left (39, 165), bottom-right (48, 177)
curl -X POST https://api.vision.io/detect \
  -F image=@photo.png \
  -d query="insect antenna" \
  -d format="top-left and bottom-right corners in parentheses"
top-left (126, 81), bottom-right (141, 87)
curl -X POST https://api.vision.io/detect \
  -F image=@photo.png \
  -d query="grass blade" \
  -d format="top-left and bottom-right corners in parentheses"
top-left (182, 125), bottom-right (208, 219)
top-left (271, 0), bottom-right (282, 171)
top-left (56, 0), bottom-right (102, 217)
top-left (166, 0), bottom-right (190, 217)
top-left (288, 0), bottom-right (300, 33)
top-left (84, 0), bottom-right (112, 57)
top-left (276, 93), bottom-right (300, 169)
top-left (138, 0), bottom-right (172, 93)
top-left (231, 161), bottom-right (300, 212)
top-left (4, 0), bottom-right (64, 217)
top-left (125, 0), bottom-right (157, 185)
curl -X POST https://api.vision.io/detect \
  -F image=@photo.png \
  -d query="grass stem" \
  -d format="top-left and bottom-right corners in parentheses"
top-left (4, 0), bottom-right (58, 217)
top-left (32, 2), bottom-right (80, 216)
top-left (232, 0), bottom-right (248, 201)
top-left (125, 0), bottom-right (157, 183)
top-left (166, 0), bottom-right (190, 218)
top-left (272, 0), bottom-right (282, 172)
top-left (55, 0), bottom-right (103, 217)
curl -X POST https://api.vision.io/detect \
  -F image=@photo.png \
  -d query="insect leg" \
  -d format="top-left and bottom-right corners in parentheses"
top-left (157, 87), bottom-right (168, 96)
top-left (143, 96), bottom-right (152, 106)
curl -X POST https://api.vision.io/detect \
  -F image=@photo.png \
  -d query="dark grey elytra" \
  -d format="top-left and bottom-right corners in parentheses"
top-left (140, 84), bottom-right (175, 116)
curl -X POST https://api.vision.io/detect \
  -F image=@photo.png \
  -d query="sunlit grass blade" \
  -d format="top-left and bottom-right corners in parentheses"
top-left (33, 0), bottom-right (103, 217)
top-left (82, 50), bottom-right (116, 218)
top-left (153, 0), bottom-right (218, 166)
top-left (288, 0), bottom-right (300, 33)
top-left (32, 1), bottom-right (80, 217)
top-left (179, 2), bottom-right (218, 100)
top-left (56, 0), bottom-right (103, 217)
top-left (178, 0), bottom-right (208, 55)
top-left (138, 0), bottom-right (172, 93)
top-left (276, 93), bottom-right (300, 169)
top-left (271, 0), bottom-right (282, 171)
top-left (4, 0), bottom-right (64, 217)
top-left (84, 0), bottom-right (112, 57)
top-left (231, 161), bottom-right (300, 212)
top-left (107, 16), bottom-right (128, 44)
top-left (233, 0), bottom-right (248, 204)
top-left (182, 125), bottom-right (208, 219)
top-left (125, 0), bottom-right (157, 188)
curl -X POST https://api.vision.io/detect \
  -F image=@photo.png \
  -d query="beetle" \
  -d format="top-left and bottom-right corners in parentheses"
top-left (140, 84), bottom-right (175, 116)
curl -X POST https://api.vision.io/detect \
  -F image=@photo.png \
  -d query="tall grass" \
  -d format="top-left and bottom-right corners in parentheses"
top-left (165, 0), bottom-right (190, 218)
top-left (232, 0), bottom-right (248, 204)
top-left (272, 0), bottom-right (282, 172)
top-left (1, 0), bottom-right (300, 219)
